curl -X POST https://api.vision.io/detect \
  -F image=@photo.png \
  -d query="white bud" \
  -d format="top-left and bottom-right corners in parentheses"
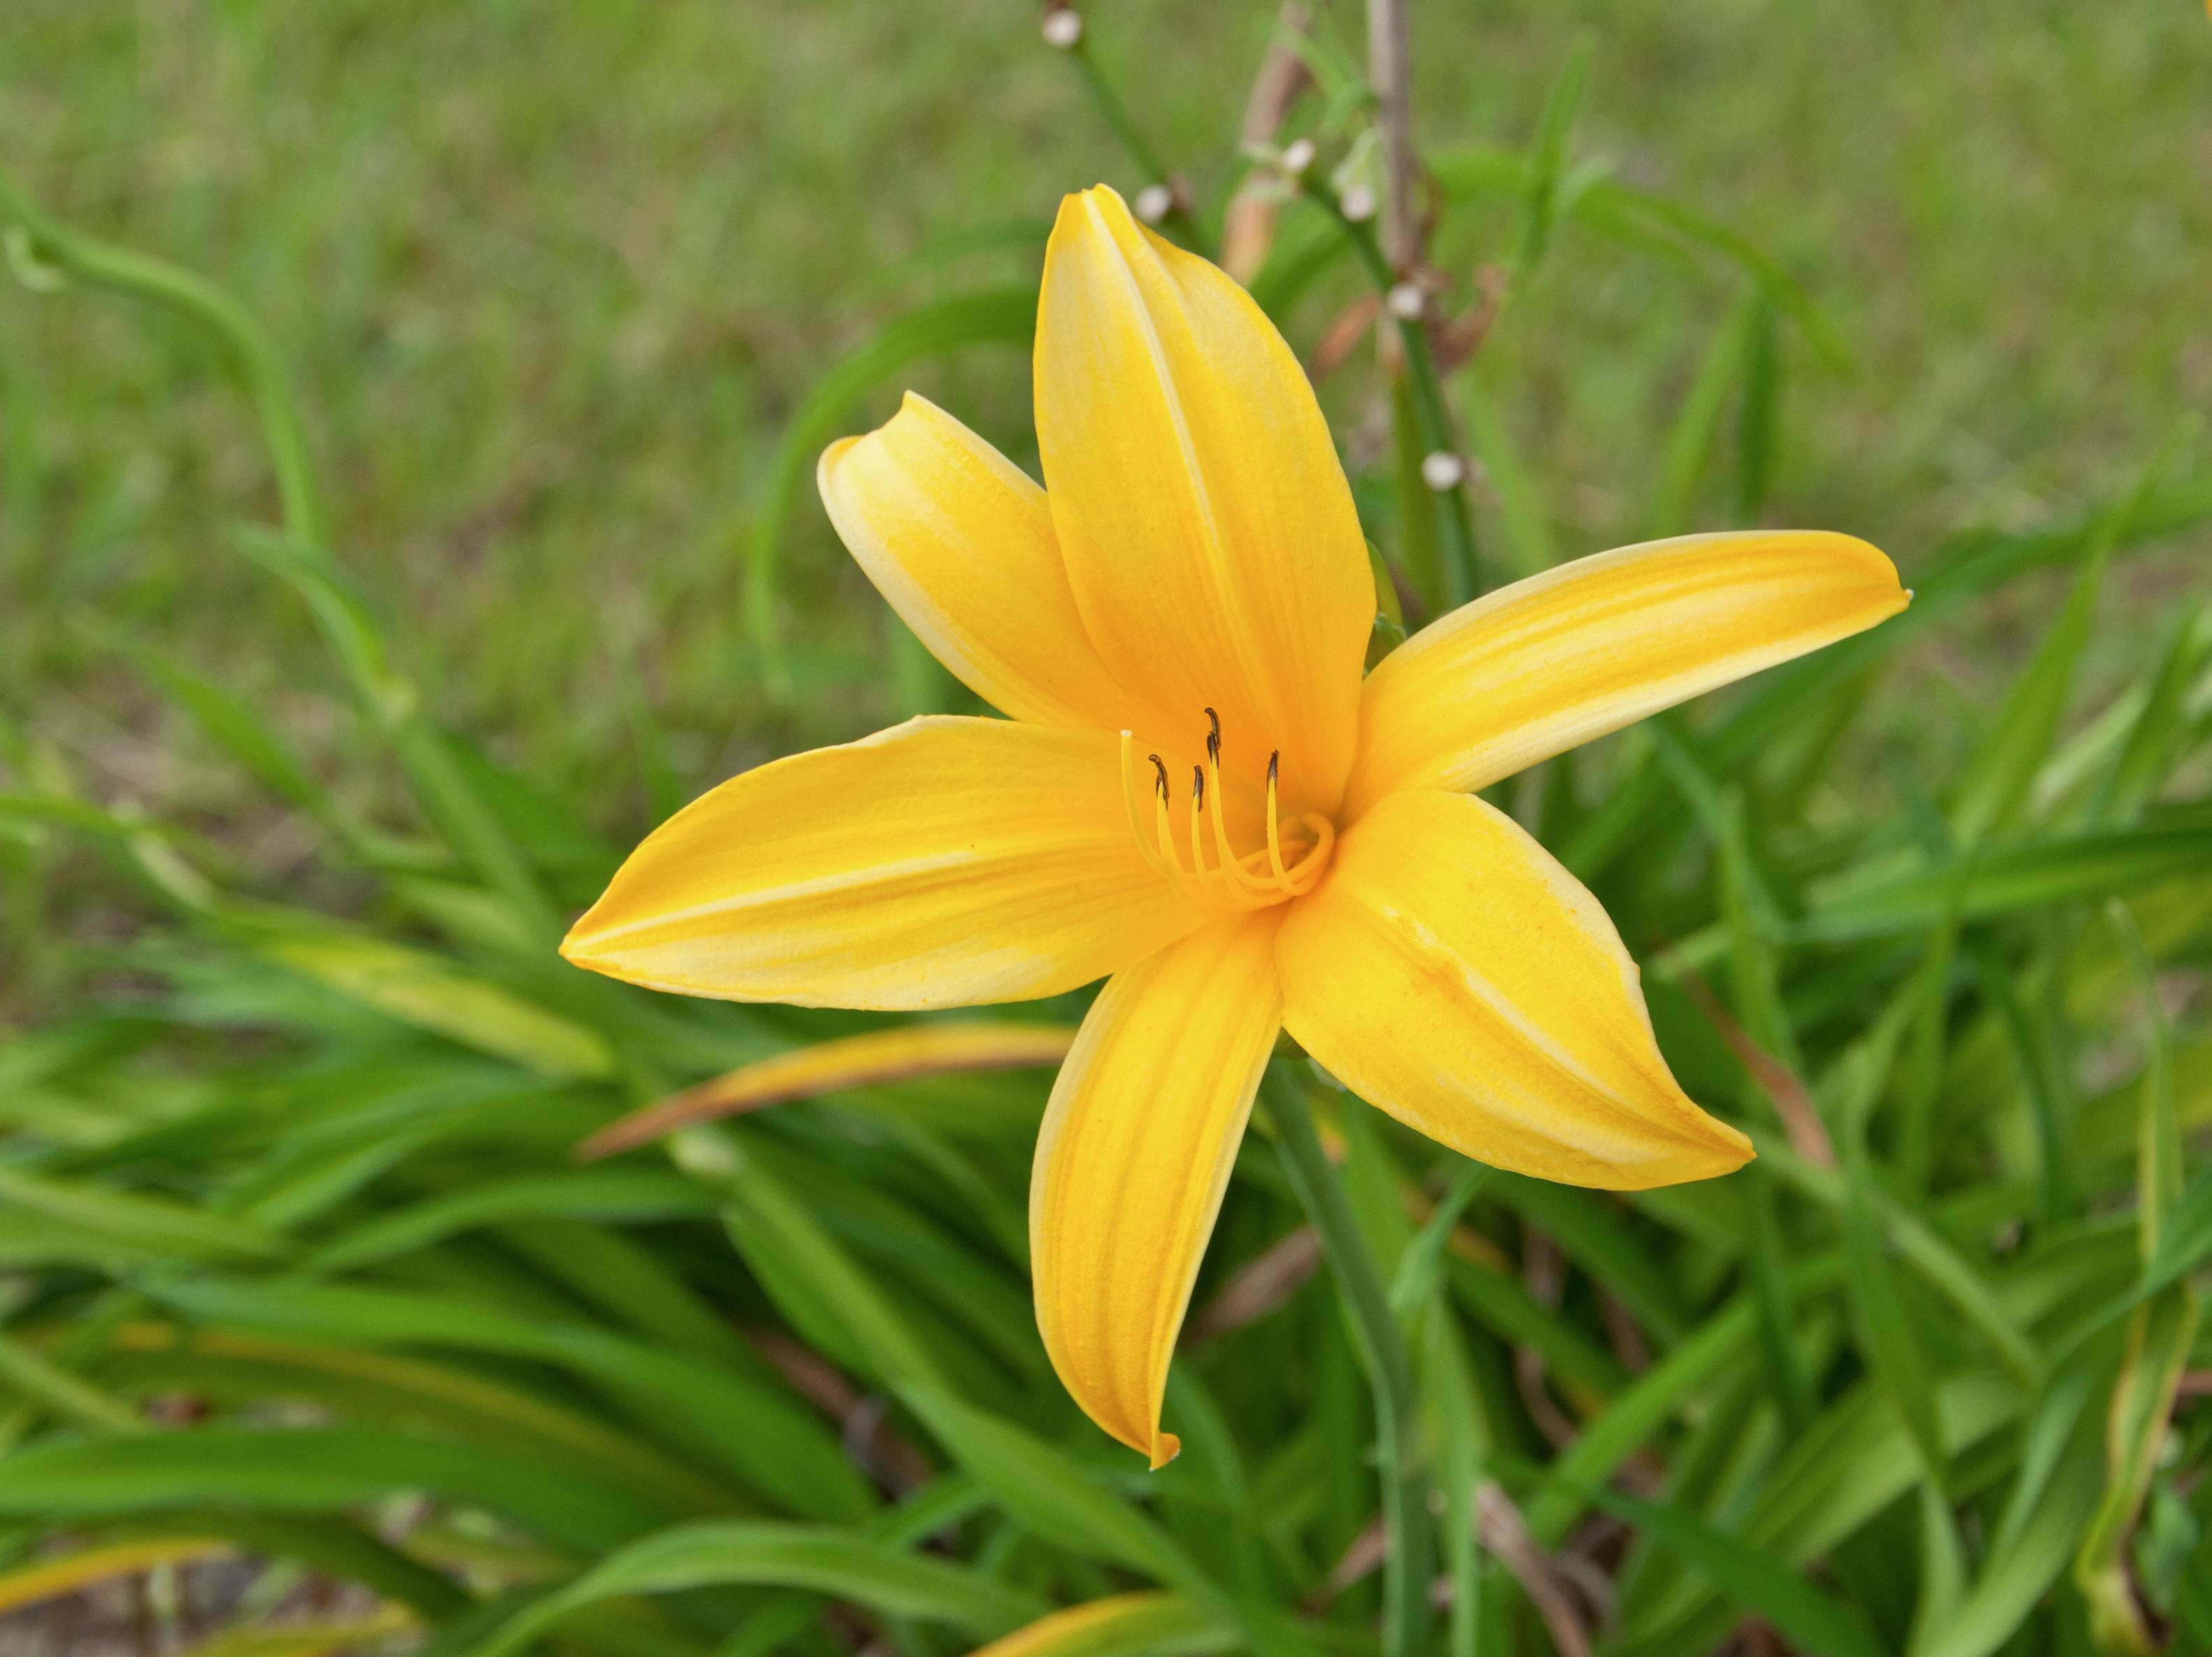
top-left (1279, 137), bottom-right (1316, 175)
top-left (1421, 451), bottom-right (1466, 492)
top-left (1133, 182), bottom-right (1174, 224)
top-left (1040, 8), bottom-right (1082, 48)
top-left (1386, 281), bottom-right (1425, 320)
top-left (1338, 182), bottom-right (1378, 223)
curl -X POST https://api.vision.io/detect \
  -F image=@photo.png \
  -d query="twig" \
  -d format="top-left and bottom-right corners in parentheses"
top-left (1365, 0), bottom-right (1419, 271)
top-left (1222, 5), bottom-right (1316, 282)
top-left (1475, 1481), bottom-right (1591, 1657)
top-left (1184, 1226), bottom-right (1322, 1345)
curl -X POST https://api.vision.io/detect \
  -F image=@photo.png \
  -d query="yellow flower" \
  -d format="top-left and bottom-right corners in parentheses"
top-left (562, 184), bottom-right (1908, 1468)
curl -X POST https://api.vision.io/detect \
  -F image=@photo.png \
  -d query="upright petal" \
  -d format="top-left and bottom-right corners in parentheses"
top-left (1035, 185), bottom-right (1373, 815)
top-left (818, 394), bottom-right (1133, 731)
top-left (563, 718), bottom-right (1198, 1010)
top-left (1343, 531), bottom-right (1907, 819)
top-left (1278, 791), bottom-right (1751, 1189)
top-left (1031, 912), bottom-right (1284, 1466)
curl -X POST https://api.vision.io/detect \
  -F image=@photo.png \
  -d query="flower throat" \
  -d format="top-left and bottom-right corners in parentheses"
top-left (1118, 708), bottom-right (1335, 910)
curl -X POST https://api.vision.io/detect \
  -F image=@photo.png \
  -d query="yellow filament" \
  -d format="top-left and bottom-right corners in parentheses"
top-left (1205, 744), bottom-right (1277, 899)
top-left (1188, 768), bottom-right (1211, 879)
top-left (1263, 754), bottom-right (1291, 885)
top-left (1116, 717), bottom-right (1335, 911)
top-left (1117, 733), bottom-right (1171, 879)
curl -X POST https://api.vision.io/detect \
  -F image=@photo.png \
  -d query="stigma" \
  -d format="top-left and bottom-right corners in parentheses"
top-left (1118, 710), bottom-right (1335, 910)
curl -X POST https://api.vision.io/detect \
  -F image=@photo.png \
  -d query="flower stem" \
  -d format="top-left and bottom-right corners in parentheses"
top-left (1063, 33), bottom-right (1210, 254)
top-left (1263, 1063), bottom-right (1433, 1657)
top-left (0, 172), bottom-right (326, 550)
top-left (1313, 194), bottom-right (1480, 605)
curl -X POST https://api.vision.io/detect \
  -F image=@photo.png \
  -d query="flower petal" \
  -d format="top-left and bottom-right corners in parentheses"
top-left (1034, 185), bottom-right (1373, 814)
top-left (1278, 791), bottom-right (1751, 1189)
top-left (818, 393), bottom-right (1133, 730)
top-left (1343, 531), bottom-right (1908, 819)
top-left (1031, 911), bottom-right (1284, 1466)
top-left (563, 717), bottom-right (1198, 1011)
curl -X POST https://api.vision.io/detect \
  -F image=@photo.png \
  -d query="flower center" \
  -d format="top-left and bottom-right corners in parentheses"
top-left (1118, 708), bottom-right (1336, 911)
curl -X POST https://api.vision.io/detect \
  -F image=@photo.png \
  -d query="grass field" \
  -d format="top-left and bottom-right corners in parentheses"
top-left (6, 3), bottom-right (2209, 860)
top-left (1, 5), bottom-right (2209, 1656)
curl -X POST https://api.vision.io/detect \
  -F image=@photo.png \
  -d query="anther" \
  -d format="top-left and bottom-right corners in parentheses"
top-left (1150, 754), bottom-right (1170, 801)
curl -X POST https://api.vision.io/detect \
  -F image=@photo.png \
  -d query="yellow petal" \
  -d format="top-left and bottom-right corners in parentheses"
top-left (579, 1022), bottom-right (1077, 1159)
top-left (1344, 530), bottom-right (1907, 819)
top-left (963, 1593), bottom-right (1227, 1657)
top-left (818, 393), bottom-right (1134, 730)
top-left (1031, 912), bottom-right (1284, 1466)
top-left (1277, 791), bottom-right (1751, 1189)
top-left (563, 717), bottom-right (1198, 1011)
top-left (1034, 185), bottom-right (1373, 815)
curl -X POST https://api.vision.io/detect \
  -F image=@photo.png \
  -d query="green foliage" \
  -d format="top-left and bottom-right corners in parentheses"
top-left (1, 8), bottom-right (2208, 1657)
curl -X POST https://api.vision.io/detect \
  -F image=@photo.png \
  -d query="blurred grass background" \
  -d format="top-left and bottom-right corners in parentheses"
top-left (6, 2), bottom-right (2209, 1007)
top-left (2, 6), bottom-right (2211, 1657)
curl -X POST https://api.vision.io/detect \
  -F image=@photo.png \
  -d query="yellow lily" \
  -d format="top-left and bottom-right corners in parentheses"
top-left (563, 184), bottom-right (1908, 1468)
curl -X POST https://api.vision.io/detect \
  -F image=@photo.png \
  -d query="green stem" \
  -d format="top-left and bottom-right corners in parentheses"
top-left (1067, 38), bottom-right (1209, 255)
top-left (1263, 1066), bottom-right (1432, 1657)
top-left (1317, 196), bottom-right (1479, 603)
top-left (0, 173), bottom-right (326, 549)
top-left (0, 173), bottom-right (563, 948)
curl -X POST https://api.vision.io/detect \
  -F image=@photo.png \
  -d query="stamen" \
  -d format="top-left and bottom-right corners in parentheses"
top-left (1188, 766), bottom-right (1209, 877)
top-left (1205, 723), bottom-right (1275, 898)
top-left (1263, 751), bottom-right (1290, 884)
top-left (1119, 733), bottom-right (1171, 878)
top-left (1117, 717), bottom-right (1335, 911)
top-left (1149, 754), bottom-right (1188, 880)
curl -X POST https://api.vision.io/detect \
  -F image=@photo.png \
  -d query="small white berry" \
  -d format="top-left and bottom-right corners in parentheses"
top-left (1133, 183), bottom-right (1175, 224)
top-left (1279, 137), bottom-right (1316, 175)
top-left (1421, 451), bottom-right (1466, 492)
top-left (1386, 281), bottom-right (1425, 320)
top-left (1339, 182), bottom-right (1378, 222)
top-left (1040, 8), bottom-right (1082, 48)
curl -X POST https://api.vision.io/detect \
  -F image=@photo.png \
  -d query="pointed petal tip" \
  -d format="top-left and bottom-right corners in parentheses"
top-left (1621, 1108), bottom-right (1755, 1190)
top-left (1147, 1431), bottom-right (1182, 1471)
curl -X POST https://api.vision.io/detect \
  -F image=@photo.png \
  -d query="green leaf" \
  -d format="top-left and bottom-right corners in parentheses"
top-left (1510, 35), bottom-right (1595, 279)
top-left (1914, 1378), bottom-right (2103, 1657)
top-left (902, 1384), bottom-right (1208, 1593)
top-left (148, 1277), bottom-right (872, 1522)
top-left (1800, 815), bottom-right (2212, 940)
top-left (692, 1128), bottom-right (946, 1392)
top-left (302, 1170), bottom-right (713, 1275)
top-left (1649, 289), bottom-right (1762, 538)
top-left (457, 1521), bottom-right (1051, 1657)
top-left (0, 1169), bottom-right (288, 1264)
top-left (1587, 1486), bottom-right (1887, 1657)
top-left (1456, 367), bottom-right (1558, 578)
top-left (1951, 454), bottom-right (2171, 846)
top-left (255, 930), bottom-right (615, 1079)
top-left (0, 1426), bottom-right (663, 1552)
top-left (1735, 295), bottom-right (1783, 514)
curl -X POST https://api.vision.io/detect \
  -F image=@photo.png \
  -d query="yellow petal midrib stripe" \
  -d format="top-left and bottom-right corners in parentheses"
top-left (1330, 873), bottom-right (1709, 1150)
top-left (577, 844), bottom-right (1168, 946)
